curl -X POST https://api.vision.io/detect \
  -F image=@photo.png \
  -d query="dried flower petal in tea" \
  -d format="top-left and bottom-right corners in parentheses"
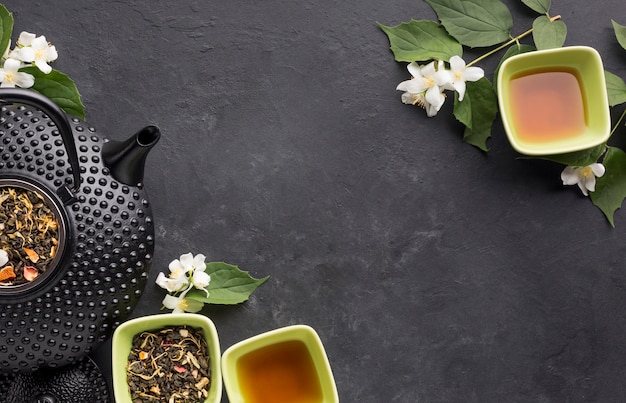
top-left (126, 325), bottom-right (211, 403)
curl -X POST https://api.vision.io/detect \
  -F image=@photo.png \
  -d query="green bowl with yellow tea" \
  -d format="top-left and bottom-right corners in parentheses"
top-left (222, 324), bottom-right (339, 403)
top-left (497, 46), bottom-right (611, 156)
top-left (112, 313), bottom-right (222, 403)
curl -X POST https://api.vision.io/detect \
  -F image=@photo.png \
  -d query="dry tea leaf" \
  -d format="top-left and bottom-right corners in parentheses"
top-left (126, 326), bottom-right (211, 403)
top-left (0, 187), bottom-right (59, 285)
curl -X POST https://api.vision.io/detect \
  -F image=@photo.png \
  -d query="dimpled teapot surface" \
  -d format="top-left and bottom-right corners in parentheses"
top-left (0, 88), bottom-right (160, 372)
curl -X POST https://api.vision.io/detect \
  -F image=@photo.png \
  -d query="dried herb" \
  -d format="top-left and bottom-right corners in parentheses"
top-left (0, 186), bottom-right (59, 286)
top-left (126, 326), bottom-right (211, 403)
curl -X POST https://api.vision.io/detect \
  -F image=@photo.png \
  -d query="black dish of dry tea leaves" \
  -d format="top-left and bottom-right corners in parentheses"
top-left (126, 325), bottom-right (212, 403)
top-left (0, 186), bottom-right (60, 286)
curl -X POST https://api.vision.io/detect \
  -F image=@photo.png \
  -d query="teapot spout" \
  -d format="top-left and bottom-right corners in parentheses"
top-left (102, 125), bottom-right (160, 185)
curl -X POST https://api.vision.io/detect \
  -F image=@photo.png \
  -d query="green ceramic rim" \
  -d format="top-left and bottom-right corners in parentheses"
top-left (497, 46), bottom-right (611, 156)
top-left (111, 313), bottom-right (222, 403)
top-left (221, 324), bottom-right (339, 403)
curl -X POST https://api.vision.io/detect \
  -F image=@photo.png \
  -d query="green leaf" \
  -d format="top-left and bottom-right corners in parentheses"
top-left (20, 67), bottom-right (85, 120)
top-left (424, 0), bottom-right (513, 47)
top-left (186, 262), bottom-right (269, 305)
top-left (527, 144), bottom-right (606, 167)
top-left (0, 5), bottom-right (13, 58)
top-left (532, 15), bottom-right (567, 50)
top-left (605, 70), bottom-right (626, 107)
top-left (453, 77), bottom-right (498, 151)
top-left (521, 0), bottom-right (551, 14)
top-left (493, 43), bottom-right (535, 91)
top-left (612, 20), bottom-right (626, 51)
top-left (591, 146), bottom-right (626, 227)
top-left (377, 20), bottom-right (462, 62)
top-left (453, 92), bottom-right (472, 129)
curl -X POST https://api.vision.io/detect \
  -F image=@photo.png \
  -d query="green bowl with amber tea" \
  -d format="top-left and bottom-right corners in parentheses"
top-left (112, 313), bottom-right (222, 403)
top-left (222, 324), bottom-right (339, 403)
top-left (497, 46), bottom-right (611, 156)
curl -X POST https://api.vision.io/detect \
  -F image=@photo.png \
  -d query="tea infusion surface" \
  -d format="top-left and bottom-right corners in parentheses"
top-left (237, 340), bottom-right (323, 403)
top-left (509, 68), bottom-right (587, 143)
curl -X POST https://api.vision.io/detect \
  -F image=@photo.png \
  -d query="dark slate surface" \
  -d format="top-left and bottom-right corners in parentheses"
top-left (5, 0), bottom-right (626, 401)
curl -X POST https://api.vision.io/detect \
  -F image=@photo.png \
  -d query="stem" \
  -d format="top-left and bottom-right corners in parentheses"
top-left (610, 108), bottom-right (626, 136)
top-left (466, 15), bottom-right (562, 68)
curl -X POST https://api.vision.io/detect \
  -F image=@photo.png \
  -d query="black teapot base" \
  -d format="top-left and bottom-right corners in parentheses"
top-left (0, 356), bottom-right (111, 402)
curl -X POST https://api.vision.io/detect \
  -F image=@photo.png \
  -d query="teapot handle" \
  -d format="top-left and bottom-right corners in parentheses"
top-left (0, 88), bottom-right (80, 203)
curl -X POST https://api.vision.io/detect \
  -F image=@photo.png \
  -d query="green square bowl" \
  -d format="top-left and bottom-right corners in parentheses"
top-left (497, 46), bottom-right (611, 155)
top-left (112, 313), bottom-right (222, 403)
top-left (222, 325), bottom-right (339, 403)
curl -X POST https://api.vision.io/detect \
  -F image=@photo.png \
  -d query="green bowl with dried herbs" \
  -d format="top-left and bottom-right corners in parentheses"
top-left (112, 313), bottom-right (222, 403)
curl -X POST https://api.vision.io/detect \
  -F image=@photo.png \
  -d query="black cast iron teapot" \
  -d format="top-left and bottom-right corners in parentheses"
top-left (0, 88), bottom-right (160, 373)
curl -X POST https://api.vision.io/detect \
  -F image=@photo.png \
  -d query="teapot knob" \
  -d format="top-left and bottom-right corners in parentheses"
top-left (35, 394), bottom-right (57, 403)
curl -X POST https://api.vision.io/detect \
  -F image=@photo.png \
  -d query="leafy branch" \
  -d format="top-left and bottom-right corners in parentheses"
top-left (379, 0), bottom-right (567, 151)
top-left (0, 4), bottom-right (85, 119)
top-left (591, 20), bottom-right (626, 226)
top-left (379, 0), bottom-right (626, 226)
top-left (156, 253), bottom-right (269, 313)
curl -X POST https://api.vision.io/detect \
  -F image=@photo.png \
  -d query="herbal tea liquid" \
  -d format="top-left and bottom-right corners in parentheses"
top-left (237, 340), bottom-right (323, 403)
top-left (509, 68), bottom-right (587, 143)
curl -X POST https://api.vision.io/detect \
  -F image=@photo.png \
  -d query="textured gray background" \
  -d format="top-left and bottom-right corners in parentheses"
top-left (6, 0), bottom-right (626, 401)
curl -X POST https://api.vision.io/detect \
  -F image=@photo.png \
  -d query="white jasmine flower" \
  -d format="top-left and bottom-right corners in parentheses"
top-left (0, 58), bottom-right (34, 88)
top-left (400, 90), bottom-right (424, 107)
top-left (157, 252), bottom-right (211, 295)
top-left (0, 250), bottom-right (7, 266)
top-left (174, 252), bottom-right (207, 273)
top-left (162, 294), bottom-right (204, 313)
top-left (14, 32), bottom-right (57, 74)
top-left (16, 32), bottom-right (36, 47)
top-left (561, 163), bottom-right (605, 196)
top-left (448, 56), bottom-right (484, 101)
top-left (157, 253), bottom-right (212, 311)
top-left (156, 253), bottom-right (196, 292)
top-left (184, 253), bottom-right (210, 296)
top-left (178, 253), bottom-right (206, 271)
top-left (155, 270), bottom-right (189, 293)
top-left (192, 270), bottom-right (211, 296)
top-left (396, 61), bottom-right (450, 117)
